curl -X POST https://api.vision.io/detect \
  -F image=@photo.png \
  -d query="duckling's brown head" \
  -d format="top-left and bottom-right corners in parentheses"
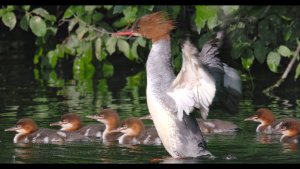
top-left (87, 109), bottom-right (120, 127)
top-left (50, 113), bottom-right (82, 131)
top-left (5, 118), bottom-right (38, 134)
top-left (281, 120), bottom-right (300, 137)
top-left (119, 118), bottom-right (145, 137)
top-left (244, 108), bottom-right (275, 125)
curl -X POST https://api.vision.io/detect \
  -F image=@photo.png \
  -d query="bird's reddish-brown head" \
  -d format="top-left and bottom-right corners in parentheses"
top-left (281, 120), bottom-right (300, 137)
top-left (117, 118), bottom-right (145, 137)
top-left (114, 12), bottom-right (175, 42)
top-left (5, 118), bottom-right (38, 134)
top-left (244, 108), bottom-right (276, 125)
top-left (50, 113), bottom-right (82, 131)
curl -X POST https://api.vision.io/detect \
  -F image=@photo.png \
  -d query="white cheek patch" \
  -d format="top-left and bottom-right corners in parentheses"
top-left (143, 135), bottom-right (151, 144)
top-left (14, 133), bottom-right (23, 143)
top-left (155, 138), bottom-right (162, 145)
top-left (203, 122), bottom-right (215, 128)
top-left (24, 137), bottom-right (29, 143)
top-left (122, 128), bottom-right (134, 135)
top-left (57, 131), bottom-right (67, 138)
top-left (43, 137), bottom-right (49, 143)
top-left (132, 138), bottom-right (140, 145)
top-left (84, 129), bottom-right (91, 136)
top-left (61, 123), bottom-right (73, 131)
top-left (17, 129), bottom-right (26, 134)
top-left (51, 138), bottom-right (61, 142)
top-left (96, 131), bottom-right (102, 138)
top-left (32, 134), bottom-right (41, 143)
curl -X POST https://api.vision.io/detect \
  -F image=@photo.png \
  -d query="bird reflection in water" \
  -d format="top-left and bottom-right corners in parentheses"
top-left (12, 143), bottom-right (33, 164)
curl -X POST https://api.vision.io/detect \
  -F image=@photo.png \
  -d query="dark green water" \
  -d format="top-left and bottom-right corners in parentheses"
top-left (0, 41), bottom-right (300, 164)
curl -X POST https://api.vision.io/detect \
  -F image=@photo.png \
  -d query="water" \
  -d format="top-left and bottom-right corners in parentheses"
top-left (1, 40), bottom-right (300, 164)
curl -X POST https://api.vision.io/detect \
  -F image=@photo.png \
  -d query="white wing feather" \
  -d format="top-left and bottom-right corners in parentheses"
top-left (167, 41), bottom-right (216, 121)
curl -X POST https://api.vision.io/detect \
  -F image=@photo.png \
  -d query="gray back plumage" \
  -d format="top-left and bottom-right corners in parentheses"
top-left (197, 31), bottom-right (242, 114)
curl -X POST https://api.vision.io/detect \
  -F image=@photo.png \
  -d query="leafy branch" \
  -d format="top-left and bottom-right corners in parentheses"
top-left (263, 43), bottom-right (300, 94)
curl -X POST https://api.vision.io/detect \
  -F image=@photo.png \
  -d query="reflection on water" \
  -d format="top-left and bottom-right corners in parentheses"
top-left (1, 42), bottom-right (300, 163)
top-left (255, 134), bottom-right (281, 144)
top-left (282, 143), bottom-right (299, 153)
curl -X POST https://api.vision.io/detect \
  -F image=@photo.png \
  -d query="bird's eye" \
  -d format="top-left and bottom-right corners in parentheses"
top-left (17, 125), bottom-right (22, 128)
top-left (122, 124), bottom-right (128, 128)
top-left (99, 114), bottom-right (104, 118)
top-left (62, 120), bottom-right (68, 123)
top-left (136, 25), bottom-right (141, 30)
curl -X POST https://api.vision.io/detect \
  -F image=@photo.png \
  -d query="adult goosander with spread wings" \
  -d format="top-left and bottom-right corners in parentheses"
top-left (114, 12), bottom-right (241, 158)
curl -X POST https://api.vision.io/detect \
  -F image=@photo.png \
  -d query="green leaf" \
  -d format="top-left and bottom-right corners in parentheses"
top-left (283, 26), bottom-right (292, 41)
top-left (102, 62), bottom-right (114, 77)
top-left (76, 24), bottom-right (88, 40)
top-left (68, 19), bottom-right (78, 32)
top-left (241, 48), bottom-right (254, 70)
top-left (33, 47), bottom-right (43, 64)
top-left (2, 12), bottom-right (17, 30)
top-left (295, 63), bottom-right (300, 80)
top-left (123, 6), bottom-right (138, 23)
top-left (137, 37), bottom-right (146, 47)
top-left (267, 51), bottom-right (281, 73)
top-left (64, 35), bottom-right (80, 48)
top-left (103, 5), bottom-right (113, 10)
top-left (207, 15), bottom-right (218, 30)
top-left (20, 13), bottom-right (30, 31)
top-left (6, 6), bottom-right (15, 11)
top-left (92, 13), bottom-right (103, 22)
top-left (22, 5), bottom-right (30, 11)
top-left (95, 37), bottom-right (102, 61)
top-left (31, 8), bottom-right (49, 18)
top-left (106, 37), bottom-right (117, 55)
top-left (231, 42), bottom-right (247, 59)
top-left (113, 18), bottom-right (127, 28)
top-left (195, 6), bottom-right (218, 31)
top-left (277, 45), bottom-right (292, 57)
top-left (55, 45), bottom-right (65, 58)
top-left (63, 7), bottom-right (74, 19)
top-left (113, 6), bottom-right (125, 14)
top-left (253, 40), bottom-right (268, 64)
top-left (130, 40), bottom-right (139, 61)
top-left (29, 16), bottom-right (46, 37)
top-left (47, 51), bottom-right (58, 68)
top-left (73, 58), bottom-right (85, 80)
top-left (221, 6), bottom-right (239, 16)
top-left (31, 8), bottom-right (56, 22)
top-left (86, 63), bottom-right (95, 79)
top-left (0, 9), bottom-right (5, 17)
top-left (47, 26), bottom-right (58, 36)
top-left (81, 42), bottom-right (93, 63)
top-left (85, 5), bottom-right (97, 12)
top-left (117, 39), bottom-right (130, 58)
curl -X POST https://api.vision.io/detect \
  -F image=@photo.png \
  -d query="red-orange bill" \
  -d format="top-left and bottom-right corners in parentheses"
top-left (113, 31), bottom-right (134, 36)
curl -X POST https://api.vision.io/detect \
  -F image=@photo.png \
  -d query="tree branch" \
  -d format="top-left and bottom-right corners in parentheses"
top-left (263, 43), bottom-right (300, 94)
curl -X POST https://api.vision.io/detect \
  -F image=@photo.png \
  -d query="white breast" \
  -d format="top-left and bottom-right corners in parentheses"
top-left (147, 86), bottom-right (177, 157)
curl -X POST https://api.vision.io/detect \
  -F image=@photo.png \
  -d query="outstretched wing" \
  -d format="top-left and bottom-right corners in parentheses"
top-left (167, 40), bottom-right (216, 121)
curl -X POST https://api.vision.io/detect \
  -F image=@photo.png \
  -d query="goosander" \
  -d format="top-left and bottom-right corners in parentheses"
top-left (244, 108), bottom-right (299, 134)
top-left (115, 117), bottom-right (161, 145)
top-left (114, 12), bottom-right (241, 158)
top-left (280, 120), bottom-right (300, 143)
top-left (140, 114), bottom-right (239, 134)
top-left (50, 113), bottom-right (104, 138)
top-left (4, 118), bottom-right (64, 144)
top-left (86, 109), bottom-right (121, 142)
